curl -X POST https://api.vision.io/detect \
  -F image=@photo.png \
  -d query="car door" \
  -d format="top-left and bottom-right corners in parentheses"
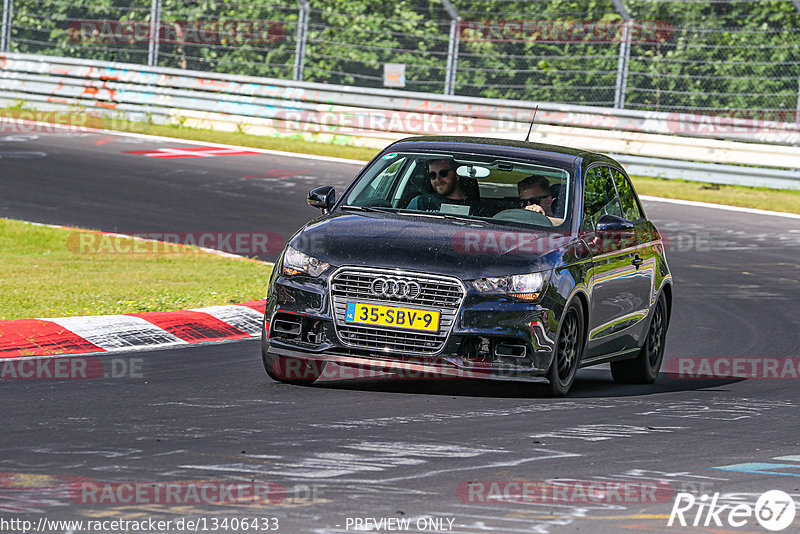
top-left (609, 166), bottom-right (660, 347)
top-left (582, 164), bottom-right (648, 360)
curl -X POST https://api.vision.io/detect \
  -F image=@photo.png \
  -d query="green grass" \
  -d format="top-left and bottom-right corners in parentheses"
top-left (630, 175), bottom-right (800, 214)
top-left (0, 219), bottom-right (273, 320)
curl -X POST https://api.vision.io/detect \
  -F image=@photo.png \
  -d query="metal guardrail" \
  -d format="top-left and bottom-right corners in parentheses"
top-left (614, 155), bottom-right (800, 191)
top-left (6, 1), bottom-right (800, 114)
top-left (1, 52), bottom-right (799, 190)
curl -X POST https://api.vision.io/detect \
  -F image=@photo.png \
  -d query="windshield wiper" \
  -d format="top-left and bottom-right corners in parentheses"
top-left (339, 205), bottom-right (397, 213)
top-left (341, 206), bottom-right (491, 226)
top-left (394, 210), bottom-right (492, 226)
top-left (439, 213), bottom-right (494, 226)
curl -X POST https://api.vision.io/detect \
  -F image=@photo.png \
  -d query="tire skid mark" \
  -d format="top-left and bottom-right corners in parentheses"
top-left (309, 397), bottom-right (793, 430)
top-left (175, 440), bottom-right (576, 483)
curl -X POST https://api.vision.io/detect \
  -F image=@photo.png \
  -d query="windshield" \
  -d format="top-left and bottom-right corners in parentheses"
top-left (341, 151), bottom-right (573, 230)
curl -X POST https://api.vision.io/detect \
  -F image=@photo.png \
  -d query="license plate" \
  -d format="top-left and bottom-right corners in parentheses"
top-left (345, 302), bottom-right (440, 332)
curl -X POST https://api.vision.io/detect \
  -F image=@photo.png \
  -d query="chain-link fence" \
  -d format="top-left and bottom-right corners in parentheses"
top-left (3, 0), bottom-right (800, 116)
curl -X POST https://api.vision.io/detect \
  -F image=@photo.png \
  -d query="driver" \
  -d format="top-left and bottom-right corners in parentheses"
top-left (518, 175), bottom-right (564, 225)
top-left (407, 158), bottom-right (477, 212)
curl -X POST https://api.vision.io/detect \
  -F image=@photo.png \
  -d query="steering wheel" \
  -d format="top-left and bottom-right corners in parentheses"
top-left (491, 208), bottom-right (553, 227)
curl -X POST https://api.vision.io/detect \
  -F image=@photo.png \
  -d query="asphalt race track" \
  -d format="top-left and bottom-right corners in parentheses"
top-left (0, 131), bottom-right (360, 262)
top-left (2, 130), bottom-right (800, 533)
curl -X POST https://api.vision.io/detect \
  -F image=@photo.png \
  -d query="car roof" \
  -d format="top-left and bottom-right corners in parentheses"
top-left (387, 136), bottom-right (620, 169)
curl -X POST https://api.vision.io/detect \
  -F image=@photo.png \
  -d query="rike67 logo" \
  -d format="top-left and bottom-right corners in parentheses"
top-left (668, 490), bottom-right (796, 531)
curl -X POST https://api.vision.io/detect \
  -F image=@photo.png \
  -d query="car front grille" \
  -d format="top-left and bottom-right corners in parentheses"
top-left (330, 268), bottom-right (465, 355)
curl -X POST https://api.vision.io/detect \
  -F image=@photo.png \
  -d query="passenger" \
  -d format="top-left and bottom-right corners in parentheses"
top-left (517, 175), bottom-right (564, 225)
top-left (407, 158), bottom-right (478, 212)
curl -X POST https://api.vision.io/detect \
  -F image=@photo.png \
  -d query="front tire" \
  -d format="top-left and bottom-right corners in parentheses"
top-left (547, 302), bottom-right (586, 396)
top-left (262, 351), bottom-right (325, 385)
top-left (610, 293), bottom-right (668, 384)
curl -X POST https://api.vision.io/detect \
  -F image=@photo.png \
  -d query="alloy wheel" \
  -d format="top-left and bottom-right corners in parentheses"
top-left (557, 307), bottom-right (581, 382)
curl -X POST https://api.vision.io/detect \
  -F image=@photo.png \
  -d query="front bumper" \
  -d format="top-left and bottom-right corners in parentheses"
top-left (263, 269), bottom-right (562, 381)
top-left (266, 345), bottom-right (550, 383)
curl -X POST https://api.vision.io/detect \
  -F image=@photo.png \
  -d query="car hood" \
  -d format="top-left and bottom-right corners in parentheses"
top-left (288, 211), bottom-right (572, 280)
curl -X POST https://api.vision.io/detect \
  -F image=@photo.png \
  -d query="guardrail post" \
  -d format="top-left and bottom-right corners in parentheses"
top-left (796, 77), bottom-right (800, 126)
top-left (293, 0), bottom-right (310, 81)
top-left (147, 0), bottom-right (161, 66)
top-left (1, 0), bottom-right (12, 53)
top-left (441, 0), bottom-right (460, 96)
top-left (611, 0), bottom-right (632, 109)
top-left (793, 1), bottom-right (800, 124)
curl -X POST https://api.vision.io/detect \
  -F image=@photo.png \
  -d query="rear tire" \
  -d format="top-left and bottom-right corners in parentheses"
top-left (547, 302), bottom-right (586, 396)
top-left (610, 293), bottom-right (668, 384)
top-left (261, 321), bottom-right (325, 385)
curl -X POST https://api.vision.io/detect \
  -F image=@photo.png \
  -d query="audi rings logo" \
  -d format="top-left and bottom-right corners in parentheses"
top-left (371, 277), bottom-right (421, 300)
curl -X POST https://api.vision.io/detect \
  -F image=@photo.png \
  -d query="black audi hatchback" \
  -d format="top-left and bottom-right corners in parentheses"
top-left (261, 136), bottom-right (672, 395)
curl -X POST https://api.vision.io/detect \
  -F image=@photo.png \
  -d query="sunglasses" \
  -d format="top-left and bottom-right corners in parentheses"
top-left (520, 194), bottom-right (551, 207)
top-left (428, 168), bottom-right (453, 180)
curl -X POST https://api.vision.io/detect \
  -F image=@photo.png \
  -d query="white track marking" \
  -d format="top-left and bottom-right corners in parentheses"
top-left (46, 315), bottom-right (185, 350)
top-left (177, 442), bottom-right (578, 483)
top-left (640, 195), bottom-right (800, 220)
top-left (104, 129), bottom-right (369, 165)
top-left (530, 424), bottom-right (685, 442)
top-left (188, 305), bottom-right (264, 335)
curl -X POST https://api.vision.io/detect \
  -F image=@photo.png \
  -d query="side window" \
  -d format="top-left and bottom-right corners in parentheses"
top-left (611, 168), bottom-right (642, 221)
top-left (583, 165), bottom-right (622, 231)
top-left (352, 158), bottom-right (406, 204)
top-left (393, 159), bottom-right (427, 205)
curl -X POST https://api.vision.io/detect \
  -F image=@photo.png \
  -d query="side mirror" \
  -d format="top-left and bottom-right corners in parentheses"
top-left (595, 214), bottom-right (634, 233)
top-left (307, 186), bottom-right (335, 213)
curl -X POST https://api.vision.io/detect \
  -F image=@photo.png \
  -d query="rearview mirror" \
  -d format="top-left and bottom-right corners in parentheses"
top-left (456, 165), bottom-right (490, 179)
top-left (307, 186), bottom-right (336, 213)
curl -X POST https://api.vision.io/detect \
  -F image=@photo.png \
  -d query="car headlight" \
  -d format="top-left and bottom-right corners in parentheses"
top-left (472, 271), bottom-right (548, 301)
top-left (282, 246), bottom-right (329, 277)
